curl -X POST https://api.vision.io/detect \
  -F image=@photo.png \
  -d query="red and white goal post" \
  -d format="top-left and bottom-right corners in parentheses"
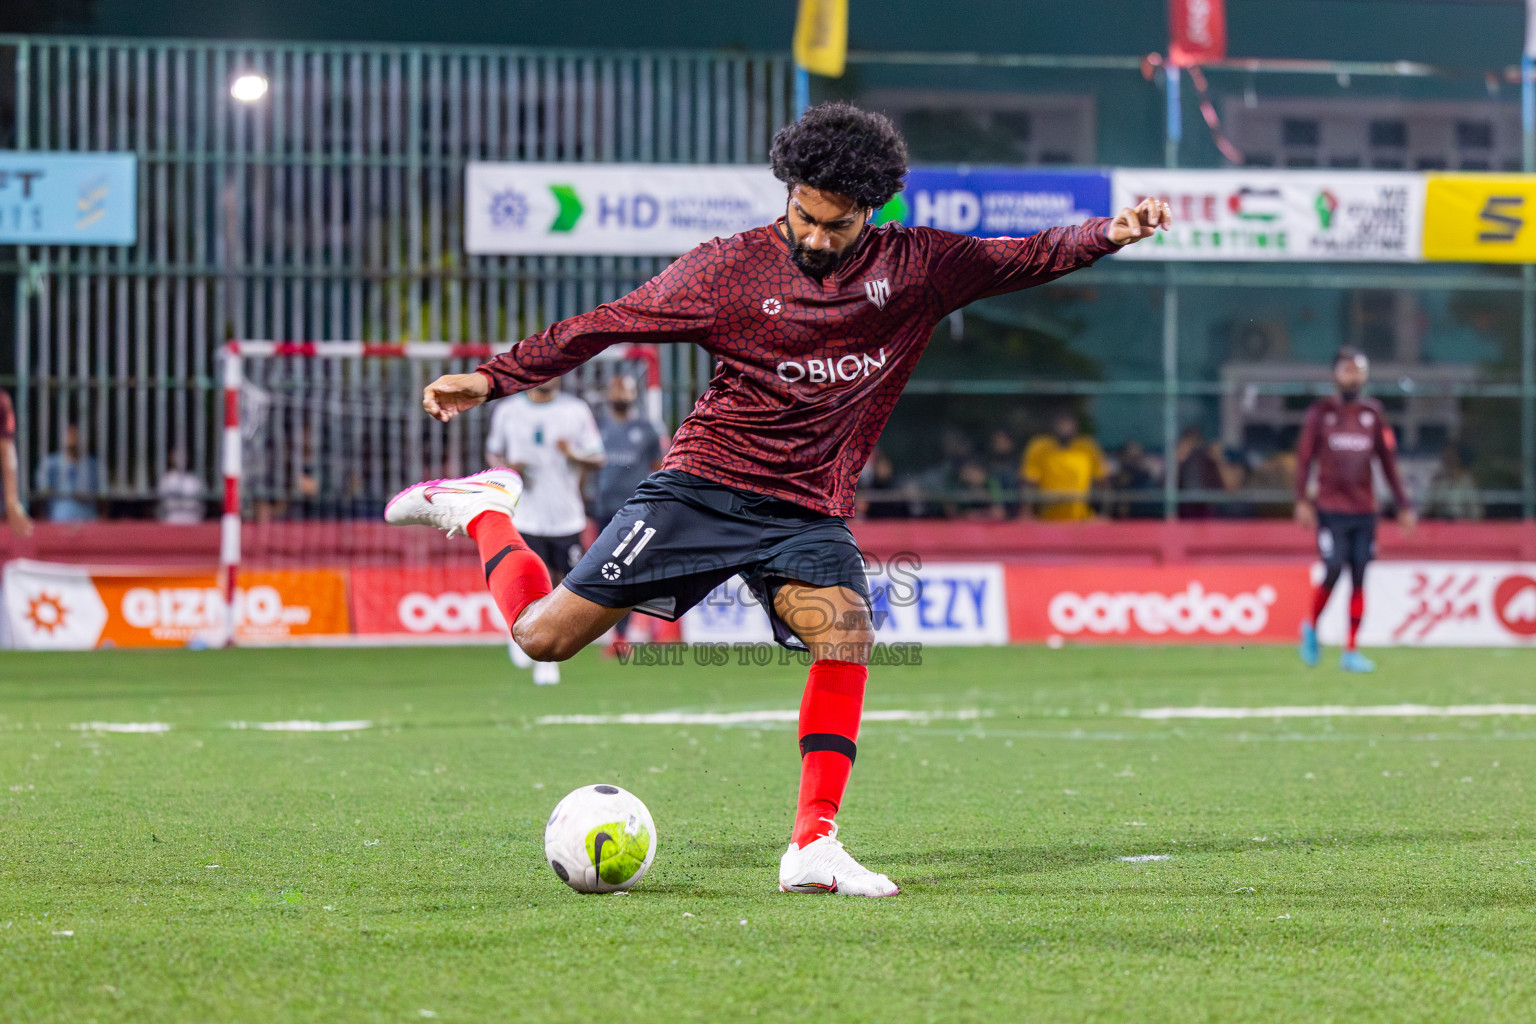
top-left (218, 341), bottom-right (664, 646)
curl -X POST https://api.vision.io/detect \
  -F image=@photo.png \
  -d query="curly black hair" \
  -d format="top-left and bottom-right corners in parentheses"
top-left (769, 101), bottom-right (909, 210)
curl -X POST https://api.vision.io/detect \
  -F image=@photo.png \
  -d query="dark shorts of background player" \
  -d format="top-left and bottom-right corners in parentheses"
top-left (560, 470), bottom-right (869, 651)
top-left (522, 531), bottom-right (586, 585)
top-left (1316, 511), bottom-right (1377, 581)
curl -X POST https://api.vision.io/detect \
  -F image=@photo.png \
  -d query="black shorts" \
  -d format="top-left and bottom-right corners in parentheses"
top-left (1317, 511), bottom-right (1376, 574)
top-left (560, 470), bottom-right (869, 650)
top-left (523, 531), bottom-right (586, 583)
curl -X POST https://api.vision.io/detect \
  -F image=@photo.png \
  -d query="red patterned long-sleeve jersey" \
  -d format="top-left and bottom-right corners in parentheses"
top-left (476, 218), bottom-right (1122, 516)
top-left (1295, 394), bottom-right (1411, 515)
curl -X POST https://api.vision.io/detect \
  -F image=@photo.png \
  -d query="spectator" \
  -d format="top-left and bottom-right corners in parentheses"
top-left (1424, 443), bottom-right (1483, 521)
top-left (592, 375), bottom-right (663, 528)
top-left (486, 376), bottom-right (605, 685)
top-left (1108, 440), bottom-right (1161, 519)
top-left (1, 387), bottom-right (33, 535)
top-left (1021, 412), bottom-right (1106, 521)
top-left (158, 449), bottom-right (206, 525)
top-left (857, 449), bottom-right (912, 519)
top-left (984, 429), bottom-right (1021, 517)
top-left (1175, 426), bottom-right (1231, 519)
top-left (34, 423), bottom-right (101, 523)
top-left (946, 458), bottom-right (1007, 520)
top-left (591, 374), bottom-right (663, 648)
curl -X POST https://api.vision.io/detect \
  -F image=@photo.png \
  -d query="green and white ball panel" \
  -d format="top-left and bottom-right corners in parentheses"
top-left (543, 784), bottom-right (657, 893)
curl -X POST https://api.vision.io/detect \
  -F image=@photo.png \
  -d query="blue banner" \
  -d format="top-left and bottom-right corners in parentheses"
top-left (875, 167), bottom-right (1112, 237)
top-left (0, 152), bottom-right (137, 245)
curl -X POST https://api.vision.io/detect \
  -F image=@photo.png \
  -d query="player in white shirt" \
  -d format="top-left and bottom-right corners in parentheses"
top-left (485, 377), bottom-right (605, 684)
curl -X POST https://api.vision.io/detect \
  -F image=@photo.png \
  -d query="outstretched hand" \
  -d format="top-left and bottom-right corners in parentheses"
top-left (422, 372), bottom-right (491, 423)
top-left (1107, 196), bottom-right (1173, 246)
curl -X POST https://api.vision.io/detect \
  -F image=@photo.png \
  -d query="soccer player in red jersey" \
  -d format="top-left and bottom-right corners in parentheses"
top-left (386, 103), bottom-right (1169, 895)
top-left (1294, 347), bottom-right (1417, 673)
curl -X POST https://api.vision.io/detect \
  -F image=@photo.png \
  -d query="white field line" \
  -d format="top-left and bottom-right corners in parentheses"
top-left (1131, 704), bottom-right (1536, 720)
top-left (536, 709), bottom-right (986, 726)
top-left (70, 722), bottom-right (171, 733)
top-left (228, 720), bottom-right (373, 732)
top-left (1118, 854), bottom-right (1171, 863)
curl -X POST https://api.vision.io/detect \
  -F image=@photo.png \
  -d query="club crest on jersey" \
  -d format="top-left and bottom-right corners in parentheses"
top-left (863, 278), bottom-right (891, 310)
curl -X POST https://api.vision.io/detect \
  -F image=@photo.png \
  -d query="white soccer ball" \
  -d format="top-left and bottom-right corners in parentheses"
top-left (543, 784), bottom-right (656, 893)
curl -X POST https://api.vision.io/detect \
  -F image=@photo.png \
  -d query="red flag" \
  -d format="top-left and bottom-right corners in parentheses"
top-left (1169, 0), bottom-right (1227, 67)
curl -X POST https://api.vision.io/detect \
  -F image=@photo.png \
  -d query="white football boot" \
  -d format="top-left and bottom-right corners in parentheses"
top-left (779, 820), bottom-right (899, 897)
top-left (383, 468), bottom-right (522, 538)
top-left (532, 661), bottom-right (561, 686)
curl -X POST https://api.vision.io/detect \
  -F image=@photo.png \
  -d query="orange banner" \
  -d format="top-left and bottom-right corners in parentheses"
top-left (95, 568), bottom-right (349, 647)
top-left (3, 561), bottom-right (350, 649)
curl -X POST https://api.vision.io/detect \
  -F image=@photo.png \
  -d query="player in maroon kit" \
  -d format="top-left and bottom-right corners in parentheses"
top-left (385, 103), bottom-right (1170, 895)
top-left (1295, 347), bottom-right (1416, 672)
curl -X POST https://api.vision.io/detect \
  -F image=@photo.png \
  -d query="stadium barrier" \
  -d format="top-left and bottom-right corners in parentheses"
top-left (4, 527), bottom-right (1534, 650)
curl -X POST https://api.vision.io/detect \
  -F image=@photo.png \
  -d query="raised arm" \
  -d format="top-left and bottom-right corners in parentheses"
top-left (421, 245), bottom-right (718, 423)
top-left (926, 197), bottom-right (1172, 312)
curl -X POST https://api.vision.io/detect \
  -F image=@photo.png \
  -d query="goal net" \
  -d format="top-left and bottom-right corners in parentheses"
top-left (220, 341), bottom-right (664, 646)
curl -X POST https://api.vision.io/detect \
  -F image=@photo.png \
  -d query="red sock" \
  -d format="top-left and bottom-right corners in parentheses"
top-left (1347, 590), bottom-right (1364, 650)
top-left (468, 511), bottom-right (551, 630)
top-left (1309, 581), bottom-right (1335, 626)
top-left (792, 659), bottom-right (867, 847)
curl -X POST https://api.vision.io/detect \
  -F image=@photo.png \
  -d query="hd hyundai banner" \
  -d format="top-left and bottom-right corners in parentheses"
top-left (464, 163), bottom-right (786, 255)
top-left (464, 164), bottom-right (1531, 264)
top-left (875, 169), bottom-right (1112, 237)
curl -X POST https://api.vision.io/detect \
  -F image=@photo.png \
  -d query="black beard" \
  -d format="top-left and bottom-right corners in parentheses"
top-left (789, 241), bottom-right (845, 278)
top-left (1339, 388), bottom-right (1360, 402)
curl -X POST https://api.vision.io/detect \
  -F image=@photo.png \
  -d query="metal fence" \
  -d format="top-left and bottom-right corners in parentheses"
top-left (1, 34), bottom-right (796, 505)
top-left (3, 35), bottom-right (1534, 521)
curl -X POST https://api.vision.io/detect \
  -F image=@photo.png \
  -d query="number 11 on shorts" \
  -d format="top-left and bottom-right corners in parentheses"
top-left (612, 520), bottom-right (657, 566)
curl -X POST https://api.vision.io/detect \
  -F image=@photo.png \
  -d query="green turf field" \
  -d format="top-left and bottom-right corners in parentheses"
top-left (4, 644), bottom-right (1536, 1023)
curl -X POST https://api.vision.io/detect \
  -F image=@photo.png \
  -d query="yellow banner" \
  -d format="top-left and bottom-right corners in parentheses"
top-left (1422, 175), bottom-right (1536, 263)
top-left (793, 0), bottom-right (848, 78)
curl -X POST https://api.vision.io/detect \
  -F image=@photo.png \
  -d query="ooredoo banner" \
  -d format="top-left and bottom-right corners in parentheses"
top-left (350, 566), bottom-right (509, 639)
top-left (1, 560), bottom-right (348, 649)
top-left (1317, 562), bottom-right (1536, 647)
top-left (1006, 564), bottom-right (1313, 644)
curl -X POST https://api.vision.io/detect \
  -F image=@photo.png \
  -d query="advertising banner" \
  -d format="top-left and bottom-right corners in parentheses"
top-left (1317, 562), bottom-right (1536, 647)
top-left (465, 163), bottom-right (785, 255)
top-left (1422, 175), bottom-right (1536, 264)
top-left (350, 566), bottom-right (509, 639)
top-left (1, 560), bottom-right (347, 649)
top-left (876, 169), bottom-right (1113, 237)
top-left (1006, 564), bottom-right (1313, 644)
top-left (0, 152), bottom-right (137, 245)
top-left (680, 561), bottom-right (1010, 647)
top-left (1111, 170), bottom-right (1424, 261)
